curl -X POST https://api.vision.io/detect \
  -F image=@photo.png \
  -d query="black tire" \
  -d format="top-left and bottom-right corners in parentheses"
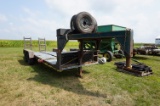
top-left (152, 52), bottom-right (157, 55)
top-left (104, 51), bottom-right (113, 62)
top-left (28, 58), bottom-right (35, 65)
top-left (72, 12), bottom-right (97, 33)
top-left (92, 17), bottom-right (97, 33)
top-left (70, 15), bottom-right (77, 32)
top-left (23, 51), bottom-right (29, 63)
top-left (139, 51), bottom-right (142, 55)
top-left (133, 49), bottom-right (137, 57)
top-left (24, 51), bottom-right (35, 65)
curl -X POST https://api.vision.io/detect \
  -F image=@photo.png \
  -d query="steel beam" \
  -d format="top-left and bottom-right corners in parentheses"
top-left (57, 29), bottom-right (133, 69)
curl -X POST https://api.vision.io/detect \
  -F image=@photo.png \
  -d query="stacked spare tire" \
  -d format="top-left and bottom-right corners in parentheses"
top-left (70, 12), bottom-right (97, 33)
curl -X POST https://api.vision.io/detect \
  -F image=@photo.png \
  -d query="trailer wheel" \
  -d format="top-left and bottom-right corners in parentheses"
top-left (24, 52), bottom-right (28, 63)
top-left (104, 51), bottom-right (113, 62)
top-left (24, 51), bottom-right (35, 65)
top-left (72, 12), bottom-right (97, 33)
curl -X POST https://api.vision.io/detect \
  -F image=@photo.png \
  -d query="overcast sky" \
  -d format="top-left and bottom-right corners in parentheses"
top-left (0, 0), bottom-right (160, 43)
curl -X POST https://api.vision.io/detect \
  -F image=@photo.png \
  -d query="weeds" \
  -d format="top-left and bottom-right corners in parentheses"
top-left (0, 47), bottom-right (159, 106)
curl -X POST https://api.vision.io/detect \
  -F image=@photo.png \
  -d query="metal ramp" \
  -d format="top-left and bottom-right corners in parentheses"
top-left (23, 37), bottom-right (32, 50)
top-left (38, 38), bottom-right (46, 52)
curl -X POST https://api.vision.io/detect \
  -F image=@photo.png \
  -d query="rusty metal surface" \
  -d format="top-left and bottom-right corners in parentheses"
top-left (61, 62), bottom-right (98, 71)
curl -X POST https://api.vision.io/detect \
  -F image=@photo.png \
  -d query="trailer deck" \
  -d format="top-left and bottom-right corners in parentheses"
top-left (34, 51), bottom-right (57, 65)
top-left (31, 51), bottom-right (98, 71)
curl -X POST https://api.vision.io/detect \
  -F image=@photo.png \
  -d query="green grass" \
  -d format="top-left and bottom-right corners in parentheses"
top-left (0, 40), bottom-right (79, 47)
top-left (0, 47), bottom-right (160, 106)
top-left (0, 39), bottom-right (155, 48)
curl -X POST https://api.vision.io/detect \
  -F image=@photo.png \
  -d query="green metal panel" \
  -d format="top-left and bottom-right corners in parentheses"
top-left (97, 24), bottom-right (126, 32)
top-left (96, 25), bottom-right (126, 54)
top-left (112, 25), bottom-right (126, 31)
top-left (97, 25), bottom-right (112, 32)
top-left (100, 38), bottom-right (115, 53)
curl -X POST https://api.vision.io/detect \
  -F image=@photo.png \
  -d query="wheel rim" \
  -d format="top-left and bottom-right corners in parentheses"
top-left (80, 16), bottom-right (92, 30)
top-left (104, 53), bottom-right (110, 59)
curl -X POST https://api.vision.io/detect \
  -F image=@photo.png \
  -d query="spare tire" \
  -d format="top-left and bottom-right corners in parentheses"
top-left (70, 15), bottom-right (76, 31)
top-left (71, 12), bottom-right (97, 33)
top-left (92, 16), bottom-right (97, 33)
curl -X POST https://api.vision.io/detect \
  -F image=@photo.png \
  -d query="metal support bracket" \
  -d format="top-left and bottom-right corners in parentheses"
top-left (56, 29), bottom-right (133, 71)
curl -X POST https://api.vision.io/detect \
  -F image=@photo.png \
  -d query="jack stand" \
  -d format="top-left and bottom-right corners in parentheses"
top-left (76, 67), bottom-right (83, 78)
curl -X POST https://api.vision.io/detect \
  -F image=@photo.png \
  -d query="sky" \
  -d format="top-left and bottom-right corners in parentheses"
top-left (0, 0), bottom-right (160, 43)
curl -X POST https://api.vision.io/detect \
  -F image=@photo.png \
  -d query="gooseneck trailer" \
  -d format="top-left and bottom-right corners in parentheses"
top-left (24, 28), bottom-right (134, 76)
top-left (23, 12), bottom-right (152, 77)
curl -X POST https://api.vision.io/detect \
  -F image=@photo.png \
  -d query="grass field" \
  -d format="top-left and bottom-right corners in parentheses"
top-left (0, 47), bottom-right (160, 106)
top-left (0, 40), bottom-right (79, 47)
top-left (0, 40), bottom-right (155, 48)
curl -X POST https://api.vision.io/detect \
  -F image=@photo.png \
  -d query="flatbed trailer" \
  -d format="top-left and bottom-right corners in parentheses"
top-left (23, 28), bottom-right (152, 77)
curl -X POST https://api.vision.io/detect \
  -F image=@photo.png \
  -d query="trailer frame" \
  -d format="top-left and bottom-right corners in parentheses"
top-left (23, 28), bottom-right (134, 77)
